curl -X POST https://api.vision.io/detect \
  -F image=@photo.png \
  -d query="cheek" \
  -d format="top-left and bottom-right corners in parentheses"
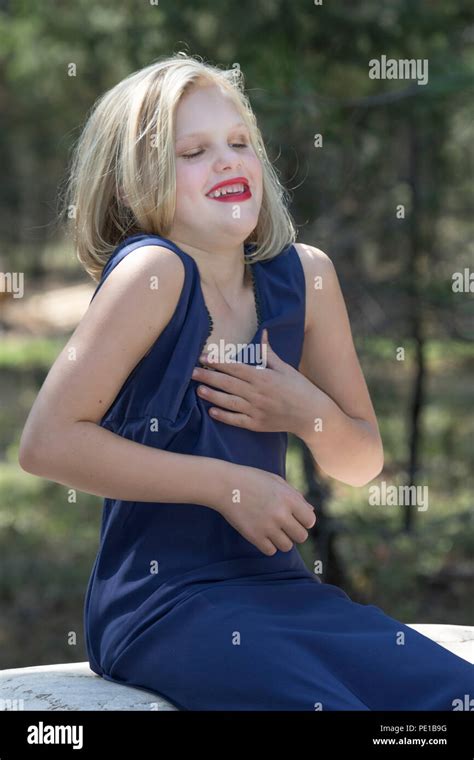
top-left (175, 163), bottom-right (207, 203)
top-left (248, 153), bottom-right (263, 184)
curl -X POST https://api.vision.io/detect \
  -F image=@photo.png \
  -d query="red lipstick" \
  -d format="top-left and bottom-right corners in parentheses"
top-left (206, 176), bottom-right (252, 202)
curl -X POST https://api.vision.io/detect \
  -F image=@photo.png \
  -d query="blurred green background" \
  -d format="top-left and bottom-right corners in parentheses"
top-left (1, 0), bottom-right (473, 668)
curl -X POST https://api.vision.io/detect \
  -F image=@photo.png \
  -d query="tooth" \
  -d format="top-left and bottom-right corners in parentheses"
top-left (209, 183), bottom-right (246, 198)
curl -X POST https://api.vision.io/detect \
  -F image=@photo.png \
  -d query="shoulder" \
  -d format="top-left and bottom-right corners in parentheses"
top-left (97, 243), bottom-right (186, 311)
top-left (293, 241), bottom-right (335, 277)
top-left (101, 243), bottom-right (186, 291)
top-left (90, 243), bottom-right (188, 339)
top-left (292, 242), bottom-right (337, 332)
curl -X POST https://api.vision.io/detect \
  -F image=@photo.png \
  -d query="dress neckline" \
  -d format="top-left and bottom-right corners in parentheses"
top-left (150, 235), bottom-right (265, 364)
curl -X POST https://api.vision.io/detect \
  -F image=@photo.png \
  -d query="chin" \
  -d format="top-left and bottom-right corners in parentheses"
top-left (216, 222), bottom-right (259, 240)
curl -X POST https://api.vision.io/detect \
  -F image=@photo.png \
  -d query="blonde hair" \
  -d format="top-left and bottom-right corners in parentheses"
top-left (60, 52), bottom-right (297, 282)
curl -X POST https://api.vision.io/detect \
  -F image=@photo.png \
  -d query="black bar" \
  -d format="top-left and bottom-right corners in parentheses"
top-left (0, 710), bottom-right (473, 757)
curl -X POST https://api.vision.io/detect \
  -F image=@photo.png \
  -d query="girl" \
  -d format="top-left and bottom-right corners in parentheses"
top-left (19, 53), bottom-right (473, 711)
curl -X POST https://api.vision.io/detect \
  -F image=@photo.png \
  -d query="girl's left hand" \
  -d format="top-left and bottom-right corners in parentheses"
top-left (191, 328), bottom-right (314, 435)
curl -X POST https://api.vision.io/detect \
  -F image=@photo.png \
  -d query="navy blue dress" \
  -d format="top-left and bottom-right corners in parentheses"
top-left (84, 233), bottom-right (474, 710)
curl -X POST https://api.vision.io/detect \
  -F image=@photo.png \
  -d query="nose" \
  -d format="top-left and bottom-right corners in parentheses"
top-left (212, 144), bottom-right (243, 172)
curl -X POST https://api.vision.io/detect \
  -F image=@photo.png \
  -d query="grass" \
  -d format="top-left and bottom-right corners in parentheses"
top-left (0, 337), bottom-right (66, 370)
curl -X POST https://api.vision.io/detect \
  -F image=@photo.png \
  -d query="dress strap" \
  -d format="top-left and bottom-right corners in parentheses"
top-left (254, 243), bottom-right (306, 370)
top-left (88, 234), bottom-right (209, 424)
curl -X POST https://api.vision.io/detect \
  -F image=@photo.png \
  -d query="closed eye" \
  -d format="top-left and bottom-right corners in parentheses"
top-left (181, 143), bottom-right (249, 159)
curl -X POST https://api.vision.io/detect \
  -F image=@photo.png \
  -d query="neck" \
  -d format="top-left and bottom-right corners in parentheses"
top-left (169, 235), bottom-right (249, 295)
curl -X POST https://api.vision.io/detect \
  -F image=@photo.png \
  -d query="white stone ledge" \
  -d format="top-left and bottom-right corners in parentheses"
top-left (0, 624), bottom-right (472, 711)
top-left (0, 662), bottom-right (177, 711)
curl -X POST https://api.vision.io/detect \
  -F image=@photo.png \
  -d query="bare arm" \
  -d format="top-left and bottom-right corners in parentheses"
top-left (18, 244), bottom-right (234, 509)
top-left (294, 243), bottom-right (384, 487)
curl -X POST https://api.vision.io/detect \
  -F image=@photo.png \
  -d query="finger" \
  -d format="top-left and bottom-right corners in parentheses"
top-left (198, 355), bottom-right (254, 381)
top-left (194, 373), bottom-right (254, 406)
top-left (282, 516), bottom-right (310, 544)
top-left (260, 537), bottom-right (279, 556)
top-left (207, 407), bottom-right (254, 429)
top-left (292, 500), bottom-right (317, 530)
top-left (193, 366), bottom-right (251, 393)
top-left (267, 528), bottom-right (294, 553)
top-left (260, 328), bottom-right (283, 371)
top-left (197, 386), bottom-right (251, 414)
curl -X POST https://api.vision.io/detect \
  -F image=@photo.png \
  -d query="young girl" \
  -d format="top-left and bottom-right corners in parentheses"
top-left (19, 53), bottom-right (473, 711)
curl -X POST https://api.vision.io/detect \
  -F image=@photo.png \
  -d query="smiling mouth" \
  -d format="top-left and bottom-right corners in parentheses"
top-left (206, 184), bottom-right (252, 202)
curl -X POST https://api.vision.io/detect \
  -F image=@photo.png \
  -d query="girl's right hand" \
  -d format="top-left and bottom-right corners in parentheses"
top-left (217, 465), bottom-right (317, 556)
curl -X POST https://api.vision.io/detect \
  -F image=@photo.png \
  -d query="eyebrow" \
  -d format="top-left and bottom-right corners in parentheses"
top-left (175, 122), bottom-right (249, 144)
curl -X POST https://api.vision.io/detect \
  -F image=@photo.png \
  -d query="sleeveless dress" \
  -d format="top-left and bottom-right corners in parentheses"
top-left (83, 233), bottom-right (474, 711)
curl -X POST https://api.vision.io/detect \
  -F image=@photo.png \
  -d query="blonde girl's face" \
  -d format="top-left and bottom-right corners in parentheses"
top-left (171, 84), bottom-right (263, 245)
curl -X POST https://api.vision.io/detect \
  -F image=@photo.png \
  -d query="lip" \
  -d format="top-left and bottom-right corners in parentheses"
top-left (206, 176), bottom-right (250, 196)
top-left (206, 187), bottom-right (252, 202)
